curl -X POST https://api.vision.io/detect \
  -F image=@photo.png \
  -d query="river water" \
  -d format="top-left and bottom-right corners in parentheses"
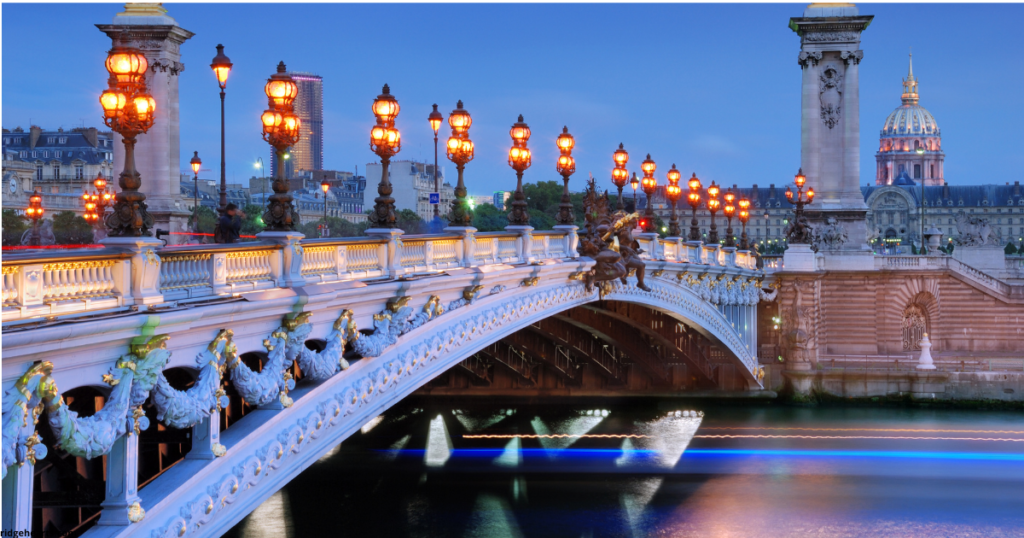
top-left (225, 403), bottom-right (1024, 537)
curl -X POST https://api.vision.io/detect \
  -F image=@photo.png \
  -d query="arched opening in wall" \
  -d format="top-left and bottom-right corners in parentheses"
top-left (138, 367), bottom-right (195, 493)
top-left (885, 228), bottom-right (898, 240)
top-left (902, 304), bottom-right (929, 351)
top-left (32, 385), bottom-right (108, 538)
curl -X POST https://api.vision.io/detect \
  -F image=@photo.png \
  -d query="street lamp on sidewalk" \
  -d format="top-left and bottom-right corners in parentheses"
top-left (640, 154), bottom-right (657, 233)
top-left (260, 62), bottom-right (301, 231)
top-left (319, 179), bottom-right (330, 237)
top-left (368, 84), bottom-right (402, 228)
top-left (666, 164), bottom-right (681, 237)
top-left (190, 151), bottom-right (202, 232)
top-left (99, 44), bottom-right (156, 236)
top-left (428, 104), bottom-right (444, 220)
top-left (446, 100), bottom-right (475, 227)
top-left (611, 144), bottom-right (629, 212)
top-left (555, 127), bottom-right (576, 225)
top-left (507, 115), bottom-right (532, 226)
top-left (211, 45), bottom-right (233, 214)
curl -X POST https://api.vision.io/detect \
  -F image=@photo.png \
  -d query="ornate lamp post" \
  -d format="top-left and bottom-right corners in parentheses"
top-left (629, 172), bottom-right (640, 210)
top-left (189, 151), bottom-right (201, 232)
top-left (428, 104), bottom-right (444, 220)
top-left (99, 44), bottom-right (157, 236)
top-left (367, 84), bottom-right (402, 229)
top-left (82, 172), bottom-right (114, 238)
top-left (738, 197), bottom-right (751, 249)
top-left (723, 187), bottom-right (736, 247)
top-left (665, 164), bottom-right (682, 237)
top-left (687, 173), bottom-right (702, 242)
top-left (260, 62), bottom-right (301, 231)
top-left (640, 154), bottom-right (657, 233)
top-left (784, 168), bottom-right (815, 244)
top-left (706, 181), bottom-right (721, 243)
top-left (445, 100), bottom-right (474, 227)
top-left (555, 127), bottom-right (576, 225)
top-left (611, 143), bottom-right (629, 212)
top-left (506, 115), bottom-right (532, 225)
top-left (211, 45), bottom-right (232, 214)
top-left (24, 188), bottom-right (44, 246)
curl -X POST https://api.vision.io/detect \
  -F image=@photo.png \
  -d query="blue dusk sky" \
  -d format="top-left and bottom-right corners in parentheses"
top-left (3, 3), bottom-right (1023, 195)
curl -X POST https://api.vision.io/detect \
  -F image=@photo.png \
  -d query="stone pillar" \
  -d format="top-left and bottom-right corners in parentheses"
top-left (1, 462), bottom-right (34, 534)
top-left (365, 228), bottom-right (405, 277)
top-left (505, 225), bottom-right (535, 263)
top-left (98, 4), bottom-right (194, 243)
top-left (97, 433), bottom-right (143, 525)
top-left (791, 5), bottom-right (873, 262)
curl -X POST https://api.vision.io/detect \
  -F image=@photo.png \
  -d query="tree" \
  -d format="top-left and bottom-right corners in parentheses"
top-left (1006, 241), bottom-right (1018, 256)
top-left (51, 211), bottom-right (95, 245)
top-left (2, 209), bottom-right (28, 246)
top-left (189, 206), bottom-right (218, 235)
top-left (471, 203), bottom-right (508, 232)
top-left (240, 204), bottom-right (265, 237)
top-left (396, 209), bottom-right (428, 234)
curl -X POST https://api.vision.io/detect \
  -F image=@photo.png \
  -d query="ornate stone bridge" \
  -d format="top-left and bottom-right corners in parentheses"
top-left (1, 228), bottom-right (769, 537)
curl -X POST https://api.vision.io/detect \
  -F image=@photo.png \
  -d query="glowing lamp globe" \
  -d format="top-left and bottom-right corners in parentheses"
top-left (613, 143), bottom-right (629, 167)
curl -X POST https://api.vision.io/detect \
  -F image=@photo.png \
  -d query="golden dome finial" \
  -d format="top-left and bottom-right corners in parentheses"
top-left (901, 48), bottom-right (919, 105)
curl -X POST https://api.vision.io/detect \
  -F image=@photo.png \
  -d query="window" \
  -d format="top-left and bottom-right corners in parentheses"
top-left (75, 165), bottom-right (84, 180)
top-left (56, 151), bottom-right (62, 158)
top-left (930, 164), bottom-right (935, 178)
top-left (53, 165), bottom-right (60, 180)
top-left (47, 137), bottom-right (55, 144)
top-left (914, 164), bottom-right (921, 179)
top-left (59, 137), bottom-right (67, 144)
top-left (20, 151), bottom-right (27, 158)
top-left (36, 166), bottom-right (43, 181)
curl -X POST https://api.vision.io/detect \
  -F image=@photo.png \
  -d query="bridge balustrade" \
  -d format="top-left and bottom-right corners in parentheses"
top-left (1, 230), bottom-right (765, 324)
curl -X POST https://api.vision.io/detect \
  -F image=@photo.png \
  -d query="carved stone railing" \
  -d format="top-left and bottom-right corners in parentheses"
top-left (1, 249), bottom-right (131, 321)
top-left (2, 227), bottom-right (782, 323)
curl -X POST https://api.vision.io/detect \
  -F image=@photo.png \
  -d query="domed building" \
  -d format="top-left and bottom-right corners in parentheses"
top-left (875, 54), bottom-right (945, 186)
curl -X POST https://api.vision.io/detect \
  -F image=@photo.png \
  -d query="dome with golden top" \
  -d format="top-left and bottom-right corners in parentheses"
top-left (881, 53), bottom-right (940, 137)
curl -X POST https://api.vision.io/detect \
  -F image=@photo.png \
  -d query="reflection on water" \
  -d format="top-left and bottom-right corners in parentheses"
top-left (225, 405), bottom-right (1024, 537)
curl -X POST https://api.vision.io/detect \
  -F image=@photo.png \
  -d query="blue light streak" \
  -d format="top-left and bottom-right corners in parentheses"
top-left (683, 449), bottom-right (1024, 461)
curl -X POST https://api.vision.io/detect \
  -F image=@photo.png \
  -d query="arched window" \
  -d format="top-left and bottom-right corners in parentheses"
top-left (902, 304), bottom-right (928, 351)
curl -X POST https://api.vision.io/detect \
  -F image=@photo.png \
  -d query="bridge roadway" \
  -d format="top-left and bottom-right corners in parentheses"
top-left (1, 227), bottom-right (769, 537)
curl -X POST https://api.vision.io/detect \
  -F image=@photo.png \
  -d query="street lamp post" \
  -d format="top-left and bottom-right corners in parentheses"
top-left (507, 115), bottom-right (532, 225)
top-left (687, 173), bottom-right (702, 242)
top-left (916, 145), bottom-right (926, 252)
top-left (254, 157), bottom-right (266, 208)
top-left (640, 154), bottom-right (657, 233)
top-left (368, 84), bottom-right (402, 229)
top-left (445, 100), bottom-right (474, 227)
top-left (666, 164), bottom-right (682, 237)
top-left (629, 172), bottom-right (640, 211)
top-left (260, 62), bottom-right (301, 231)
top-left (738, 197), bottom-right (751, 250)
top-left (611, 144), bottom-right (629, 212)
top-left (190, 151), bottom-right (201, 233)
top-left (428, 104), bottom-right (444, 220)
top-left (320, 179), bottom-right (330, 237)
top-left (25, 188), bottom-right (44, 246)
top-left (99, 44), bottom-right (157, 236)
top-left (82, 172), bottom-right (114, 240)
top-left (211, 45), bottom-right (233, 214)
top-left (555, 127), bottom-right (576, 225)
top-left (784, 168), bottom-right (815, 244)
top-left (723, 187), bottom-right (736, 247)
top-left (706, 181), bottom-right (721, 243)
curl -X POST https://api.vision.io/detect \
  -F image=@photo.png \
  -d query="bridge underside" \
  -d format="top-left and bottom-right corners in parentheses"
top-left (423, 301), bottom-right (753, 397)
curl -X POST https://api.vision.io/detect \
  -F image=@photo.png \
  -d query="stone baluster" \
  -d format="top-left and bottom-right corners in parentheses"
top-left (722, 246), bottom-right (738, 267)
top-left (687, 240), bottom-right (704, 264)
top-left (445, 226), bottom-right (477, 268)
top-left (364, 228), bottom-right (404, 277)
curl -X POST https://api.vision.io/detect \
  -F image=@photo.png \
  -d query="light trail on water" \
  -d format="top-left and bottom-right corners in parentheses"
top-left (700, 427), bottom-right (1024, 434)
top-left (694, 434), bottom-right (1024, 442)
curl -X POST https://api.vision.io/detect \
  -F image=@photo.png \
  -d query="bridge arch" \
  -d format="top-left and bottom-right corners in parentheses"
top-left (134, 277), bottom-right (759, 538)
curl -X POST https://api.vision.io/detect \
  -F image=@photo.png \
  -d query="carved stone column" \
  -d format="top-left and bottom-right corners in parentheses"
top-left (98, 4), bottom-right (194, 243)
top-left (790, 5), bottom-right (873, 261)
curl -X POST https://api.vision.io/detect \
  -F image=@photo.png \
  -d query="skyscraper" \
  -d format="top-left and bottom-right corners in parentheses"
top-left (270, 71), bottom-right (322, 178)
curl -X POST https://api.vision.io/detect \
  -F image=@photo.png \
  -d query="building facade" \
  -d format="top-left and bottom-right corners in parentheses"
top-left (648, 180), bottom-right (1024, 250)
top-left (2, 126), bottom-right (115, 217)
top-left (270, 72), bottom-right (322, 178)
top-left (875, 55), bottom-right (945, 186)
top-left (364, 160), bottom-right (453, 221)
